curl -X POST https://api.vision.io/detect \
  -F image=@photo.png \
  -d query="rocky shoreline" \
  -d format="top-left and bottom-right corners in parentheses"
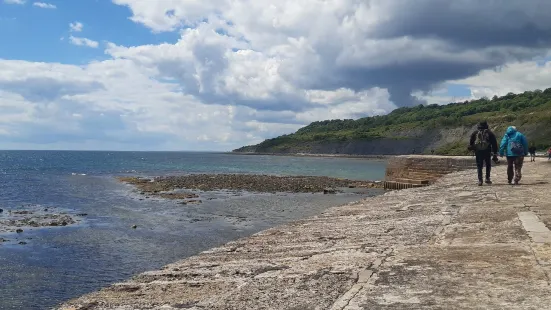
top-left (0, 205), bottom-right (83, 244)
top-left (118, 174), bottom-right (382, 204)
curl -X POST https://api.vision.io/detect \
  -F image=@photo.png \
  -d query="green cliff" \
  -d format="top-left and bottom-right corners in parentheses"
top-left (233, 88), bottom-right (551, 155)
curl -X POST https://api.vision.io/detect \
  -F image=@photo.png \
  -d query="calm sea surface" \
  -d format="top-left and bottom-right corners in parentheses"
top-left (0, 151), bottom-right (386, 309)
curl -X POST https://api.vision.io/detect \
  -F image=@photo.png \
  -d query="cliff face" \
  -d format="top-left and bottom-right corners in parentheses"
top-left (234, 125), bottom-right (489, 155)
top-left (233, 89), bottom-right (551, 155)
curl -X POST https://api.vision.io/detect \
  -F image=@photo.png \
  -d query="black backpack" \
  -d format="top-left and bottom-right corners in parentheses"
top-left (474, 129), bottom-right (490, 151)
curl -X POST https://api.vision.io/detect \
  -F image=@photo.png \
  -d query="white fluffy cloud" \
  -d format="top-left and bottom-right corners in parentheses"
top-left (69, 36), bottom-right (99, 48)
top-left (69, 21), bottom-right (83, 32)
top-left (32, 2), bottom-right (55, 9)
top-left (2, 1), bottom-right (551, 150)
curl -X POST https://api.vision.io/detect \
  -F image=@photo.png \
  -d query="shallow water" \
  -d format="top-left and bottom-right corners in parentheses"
top-left (0, 151), bottom-right (386, 310)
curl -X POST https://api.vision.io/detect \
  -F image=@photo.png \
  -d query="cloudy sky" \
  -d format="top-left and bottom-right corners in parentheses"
top-left (1, 0), bottom-right (551, 151)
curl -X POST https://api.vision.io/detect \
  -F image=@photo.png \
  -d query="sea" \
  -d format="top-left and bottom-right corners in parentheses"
top-left (0, 151), bottom-right (387, 310)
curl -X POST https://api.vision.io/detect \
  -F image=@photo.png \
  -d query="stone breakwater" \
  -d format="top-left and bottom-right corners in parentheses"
top-left (119, 174), bottom-right (381, 203)
top-left (60, 160), bottom-right (551, 309)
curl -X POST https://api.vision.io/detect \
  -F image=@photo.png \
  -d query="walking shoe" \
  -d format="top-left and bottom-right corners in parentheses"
top-left (514, 180), bottom-right (519, 185)
top-left (485, 179), bottom-right (492, 184)
top-left (478, 181), bottom-right (483, 186)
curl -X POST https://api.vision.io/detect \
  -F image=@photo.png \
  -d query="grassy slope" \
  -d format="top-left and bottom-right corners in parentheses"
top-left (234, 88), bottom-right (551, 155)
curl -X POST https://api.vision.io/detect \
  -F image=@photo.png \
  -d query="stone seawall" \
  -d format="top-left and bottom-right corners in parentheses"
top-left (384, 155), bottom-right (477, 189)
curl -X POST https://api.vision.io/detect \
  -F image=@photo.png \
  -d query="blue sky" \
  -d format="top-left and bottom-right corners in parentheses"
top-left (1, 0), bottom-right (551, 151)
top-left (0, 0), bottom-right (179, 64)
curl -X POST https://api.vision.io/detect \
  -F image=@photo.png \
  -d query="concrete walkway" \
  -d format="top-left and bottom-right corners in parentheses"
top-left (60, 159), bottom-right (551, 310)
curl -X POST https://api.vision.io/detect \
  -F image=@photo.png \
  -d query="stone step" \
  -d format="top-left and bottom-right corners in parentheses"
top-left (393, 178), bottom-right (430, 185)
top-left (383, 181), bottom-right (429, 190)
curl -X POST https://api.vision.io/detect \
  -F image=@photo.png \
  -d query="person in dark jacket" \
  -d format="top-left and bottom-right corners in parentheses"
top-left (529, 144), bottom-right (537, 162)
top-left (469, 121), bottom-right (498, 186)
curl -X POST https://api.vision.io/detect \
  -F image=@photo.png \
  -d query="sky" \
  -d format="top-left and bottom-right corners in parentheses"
top-left (1, 0), bottom-right (551, 151)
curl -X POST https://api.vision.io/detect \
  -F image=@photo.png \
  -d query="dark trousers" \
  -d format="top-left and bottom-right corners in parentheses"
top-left (507, 156), bottom-right (524, 183)
top-left (475, 151), bottom-right (492, 181)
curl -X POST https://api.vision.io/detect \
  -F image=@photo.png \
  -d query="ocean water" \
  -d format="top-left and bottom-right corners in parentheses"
top-left (0, 151), bottom-right (386, 310)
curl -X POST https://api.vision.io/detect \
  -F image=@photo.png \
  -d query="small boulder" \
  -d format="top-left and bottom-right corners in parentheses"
top-left (15, 229), bottom-right (23, 233)
top-left (0, 208), bottom-right (3, 213)
top-left (18, 241), bottom-right (27, 245)
top-left (323, 188), bottom-right (336, 194)
top-left (131, 225), bottom-right (138, 229)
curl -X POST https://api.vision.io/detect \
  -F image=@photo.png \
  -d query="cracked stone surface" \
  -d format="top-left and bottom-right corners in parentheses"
top-left (58, 159), bottom-right (551, 310)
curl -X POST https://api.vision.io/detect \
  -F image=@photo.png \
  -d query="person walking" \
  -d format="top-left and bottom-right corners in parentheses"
top-left (548, 147), bottom-right (551, 160)
top-left (469, 121), bottom-right (498, 186)
top-left (499, 126), bottom-right (529, 185)
top-left (529, 144), bottom-right (537, 162)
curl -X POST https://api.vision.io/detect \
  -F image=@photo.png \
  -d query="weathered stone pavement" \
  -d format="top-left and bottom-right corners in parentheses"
top-left (59, 159), bottom-right (551, 310)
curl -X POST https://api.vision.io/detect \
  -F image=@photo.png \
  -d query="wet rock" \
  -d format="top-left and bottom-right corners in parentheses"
top-left (323, 188), bottom-right (336, 194)
top-left (1, 207), bottom-right (78, 233)
top-left (186, 200), bottom-right (202, 205)
top-left (159, 192), bottom-right (200, 200)
top-left (18, 241), bottom-right (27, 245)
top-left (28, 221), bottom-right (39, 227)
top-left (131, 225), bottom-right (138, 229)
top-left (76, 213), bottom-right (88, 217)
top-left (0, 237), bottom-right (7, 243)
top-left (12, 210), bottom-right (32, 215)
top-left (0, 208), bottom-right (3, 213)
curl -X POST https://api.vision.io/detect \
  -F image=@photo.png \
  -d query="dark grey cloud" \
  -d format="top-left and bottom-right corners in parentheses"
top-left (372, 0), bottom-right (551, 48)
top-left (328, 0), bottom-right (551, 106)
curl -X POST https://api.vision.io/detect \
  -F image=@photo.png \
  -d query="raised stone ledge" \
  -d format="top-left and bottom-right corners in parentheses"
top-left (385, 155), bottom-right (477, 190)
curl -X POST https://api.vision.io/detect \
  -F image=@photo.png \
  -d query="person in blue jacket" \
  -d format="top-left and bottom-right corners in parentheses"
top-left (499, 126), bottom-right (529, 185)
